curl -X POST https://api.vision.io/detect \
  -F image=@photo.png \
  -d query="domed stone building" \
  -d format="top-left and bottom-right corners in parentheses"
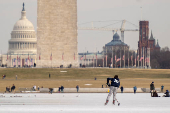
top-left (103, 32), bottom-right (129, 67)
top-left (7, 3), bottom-right (37, 67)
top-left (103, 32), bottom-right (129, 52)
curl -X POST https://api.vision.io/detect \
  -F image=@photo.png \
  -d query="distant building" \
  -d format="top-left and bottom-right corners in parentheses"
top-left (138, 21), bottom-right (160, 57)
top-left (104, 32), bottom-right (129, 52)
top-left (148, 31), bottom-right (160, 51)
top-left (78, 51), bottom-right (103, 67)
top-left (138, 21), bottom-right (161, 67)
top-left (1, 3), bottom-right (37, 67)
top-left (103, 33), bottom-right (129, 67)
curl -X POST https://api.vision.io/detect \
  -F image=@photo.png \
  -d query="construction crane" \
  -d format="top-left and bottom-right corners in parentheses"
top-left (78, 20), bottom-right (139, 43)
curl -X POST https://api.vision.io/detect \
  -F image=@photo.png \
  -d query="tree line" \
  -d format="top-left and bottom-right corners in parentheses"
top-left (150, 47), bottom-right (170, 69)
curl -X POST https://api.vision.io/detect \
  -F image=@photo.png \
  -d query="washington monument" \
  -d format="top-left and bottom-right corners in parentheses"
top-left (37, 0), bottom-right (78, 67)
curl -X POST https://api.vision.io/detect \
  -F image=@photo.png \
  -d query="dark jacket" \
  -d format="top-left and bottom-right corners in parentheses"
top-left (120, 86), bottom-right (123, 91)
top-left (11, 86), bottom-right (15, 90)
top-left (152, 91), bottom-right (158, 97)
top-left (107, 78), bottom-right (120, 87)
top-left (61, 86), bottom-right (64, 91)
top-left (165, 91), bottom-right (169, 97)
top-left (150, 83), bottom-right (154, 90)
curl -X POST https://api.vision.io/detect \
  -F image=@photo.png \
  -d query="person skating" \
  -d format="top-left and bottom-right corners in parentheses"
top-left (105, 75), bottom-right (120, 105)
top-left (150, 82), bottom-right (155, 97)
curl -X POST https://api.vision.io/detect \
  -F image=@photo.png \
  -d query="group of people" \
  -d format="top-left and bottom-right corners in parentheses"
top-left (5, 84), bottom-right (15, 93)
top-left (58, 85), bottom-right (64, 93)
top-left (150, 82), bottom-right (170, 97)
top-left (49, 85), bottom-right (79, 94)
top-left (32, 85), bottom-right (40, 91)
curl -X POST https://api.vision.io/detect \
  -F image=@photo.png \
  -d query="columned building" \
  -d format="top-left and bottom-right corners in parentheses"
top-left (78, 51), bottom-right (103, 67)
top-left (7, 3), bottom-right (37, 67)
top-left (103, 33), bottom-right (129, 68)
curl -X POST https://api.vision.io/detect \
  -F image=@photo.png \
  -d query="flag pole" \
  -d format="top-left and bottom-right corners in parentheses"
top-left (135, 51), bottom-right (136, 67)
top-left (120, 47), bottom-right (121, 68)
top-left (96, 48), bottom-right (97, 67)
top-left (115, 48), bottom-right (117, 68)
top-left (124, 46), bottom-right (125, 68)
top-left (93, 55), bottom-right (94, 68)
top-left (112, 46), bottom-right (113, 68)
top-left (128, 48), bottom-right (129, 68)
top-left (138, 49), bottom-right (139, 68)
top-left (141, 47), bottom-right (142, 68)
top-left (103, 47), bottom-right (104, 67)
top-left (17, 53), bottom-right (18, 67)
top-left (132, 51), bottom-right (133, 67)
top-left (143, 47), bottom-right (144, 68)
top-left (145, 47), bottom-right (146, 68)
top-left (106, 47), bottom-right (107, 67)
top-left (149, 48), bottom-right (150, 68)
top-left (85, 52), bottom-right (86, 67)
top-left (103, 48), bottom-right (104, 67)
top-left (85, 48), bottom-right (86, 66)
top-left (10, 53), bottom-right (11, 67)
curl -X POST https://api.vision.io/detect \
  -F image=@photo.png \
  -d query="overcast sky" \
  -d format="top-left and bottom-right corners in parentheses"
top-left (0, 0), bottom-right (170, 54)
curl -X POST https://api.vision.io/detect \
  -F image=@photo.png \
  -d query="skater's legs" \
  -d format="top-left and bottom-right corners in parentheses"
top-left (113, 87), bottom-right (117, 101)
top-left (106, 86), bottom-right (114, 101)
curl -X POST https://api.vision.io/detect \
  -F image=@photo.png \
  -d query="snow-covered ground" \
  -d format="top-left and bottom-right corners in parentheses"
top-left (0, 93), bottom-right (170, 113)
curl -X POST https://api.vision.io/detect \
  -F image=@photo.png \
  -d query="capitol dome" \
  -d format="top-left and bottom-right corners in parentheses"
top-left (13, 19), bottom-right (35, 31)
top-left (8, 3), bottom-right (37, 55)
top-left (113, 32), bottom-right (120, 41)
top-left (13, 4), bottom-right (34, 31)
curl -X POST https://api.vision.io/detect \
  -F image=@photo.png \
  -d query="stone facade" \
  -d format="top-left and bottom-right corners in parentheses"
top-left (37, 0), bottom-right (78, 67)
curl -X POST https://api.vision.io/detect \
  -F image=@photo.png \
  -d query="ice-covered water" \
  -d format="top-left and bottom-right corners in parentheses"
top-left (0, 93), bottom-right (170, 113)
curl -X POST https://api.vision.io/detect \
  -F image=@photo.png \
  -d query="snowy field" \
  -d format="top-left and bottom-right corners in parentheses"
top-left (0, 93), bottom-right (170, 113)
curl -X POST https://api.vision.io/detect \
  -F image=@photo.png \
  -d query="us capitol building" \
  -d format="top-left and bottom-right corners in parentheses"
top-left (1, 4), bottom-right (37, 67)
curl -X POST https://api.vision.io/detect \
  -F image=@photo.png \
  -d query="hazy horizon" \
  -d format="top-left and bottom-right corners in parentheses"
top-left (0, 0), bottom-right (170, 54)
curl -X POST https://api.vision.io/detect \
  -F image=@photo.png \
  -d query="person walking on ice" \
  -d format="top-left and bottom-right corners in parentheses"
top-left (105, 75), bottom-right (120, 105)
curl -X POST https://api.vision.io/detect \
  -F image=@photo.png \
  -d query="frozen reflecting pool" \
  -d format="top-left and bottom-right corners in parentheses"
top-left (0, 93), bottom-right (170, 113)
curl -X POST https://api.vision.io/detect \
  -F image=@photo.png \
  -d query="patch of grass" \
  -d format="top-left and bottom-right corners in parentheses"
top-left (0, 68), bottom-right (170, 92)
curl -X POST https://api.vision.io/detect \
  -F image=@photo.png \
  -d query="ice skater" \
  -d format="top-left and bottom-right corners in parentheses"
top-left (105, 75), bottom-right (120, 105)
